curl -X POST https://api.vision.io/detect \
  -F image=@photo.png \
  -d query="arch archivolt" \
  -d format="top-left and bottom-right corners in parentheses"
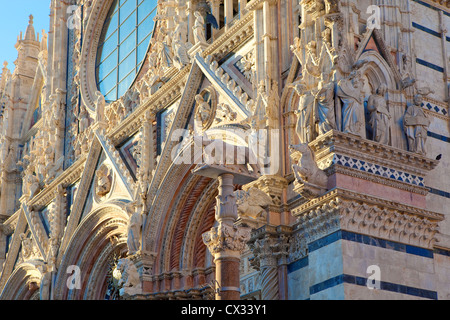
top-left (54, 204), bottom-right (128, 300)
top-left (158, 173), bottom-right (203, 273)
top-left (0, 262), bottom-right (43, 300)
top-left (145, 126), bottom-right (250, 256)
top-left (179, 180), bottom-right (217, 271)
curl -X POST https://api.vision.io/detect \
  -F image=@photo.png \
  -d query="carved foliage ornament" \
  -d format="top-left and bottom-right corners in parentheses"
top-left (202, 223), bottom-right (252, 255)
top-left (295, 197), bottom-right (441, 249)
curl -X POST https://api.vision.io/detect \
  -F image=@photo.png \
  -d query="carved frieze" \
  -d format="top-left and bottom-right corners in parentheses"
top-left (291, 189), bottom-right (444, 249)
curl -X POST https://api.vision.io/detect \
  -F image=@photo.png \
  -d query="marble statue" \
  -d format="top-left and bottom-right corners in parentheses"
top-left (95, 91), bottom-right (106, 123)
top-left (336, 70), bottom-right (365, 138)
top-left (291, 83), bottom-right (315, 143)
top-left (404, 94), bottom-right (430, 155)
top-left (367, 84), bottom-right (391, 144)
top-left (235, 187), bottom-right (273, 221)
top-left (127, 205), bottom-right (142, 255)
top-left (193, 11), bottom-right (207, 44)
top-left (95, 164), bottom-right (111, 197)
top-left (314, 72), bottom-right (337, 135)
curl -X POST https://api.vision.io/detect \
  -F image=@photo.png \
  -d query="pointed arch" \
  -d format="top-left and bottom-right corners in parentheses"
top-left (53, 204), bottom-right (128, 300)
top-left (0, 262), bottom-right (43, 300)
top-left (358, 50), bottom-right (397, 93)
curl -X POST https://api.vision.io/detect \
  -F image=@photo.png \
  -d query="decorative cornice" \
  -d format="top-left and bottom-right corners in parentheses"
top-left (291, 188), bottom-right (444, 249)
top-left (27, 155), bottom-right (86, 209)
top-left (311, 130), bottom-right (439, 174)
top-left (308, 130), bottom-right (439, 194)
top-left (202, 11), bottom-right (254, 62)
top-left (107, 67), bottom-right (189, 146)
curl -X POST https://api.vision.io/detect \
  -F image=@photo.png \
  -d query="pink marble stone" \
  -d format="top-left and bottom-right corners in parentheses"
top-left (333, 173), bottom-right (426, 208)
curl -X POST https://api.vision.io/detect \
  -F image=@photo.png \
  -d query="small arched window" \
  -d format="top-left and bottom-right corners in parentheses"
top-left (96, 0), bottom-right (157, 102)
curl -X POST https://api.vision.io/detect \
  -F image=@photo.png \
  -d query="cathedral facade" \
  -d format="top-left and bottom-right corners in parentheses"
top-left (0, 0), bottom-right (450, 300)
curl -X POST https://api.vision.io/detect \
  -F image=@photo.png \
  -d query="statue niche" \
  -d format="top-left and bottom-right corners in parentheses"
top-left (336, 68), bottom-right (366, 139)
top-left (367, 84), bottom-right (391, 145)
top-left (95, 164), bottom-right (112, 197)
top-left (403, 93), bottom-right (430, 155)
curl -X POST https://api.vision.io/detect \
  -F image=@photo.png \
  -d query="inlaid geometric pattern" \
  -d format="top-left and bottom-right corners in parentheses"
top-left (422, 101), bottom-right (448, 117)
top-left (334, 154), bottom-right (425, 187)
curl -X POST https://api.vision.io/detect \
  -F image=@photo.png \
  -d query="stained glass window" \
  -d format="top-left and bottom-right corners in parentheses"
top-left (96, 0), bottom-right (157, 102)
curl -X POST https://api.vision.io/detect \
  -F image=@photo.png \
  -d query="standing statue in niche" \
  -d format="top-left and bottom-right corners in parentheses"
top-left (95, 91), bottom-right (106, 124)
top-left (172, 15), bottom-right (191, 69)
top-left (193, 11), bottom-right (207, 44)
top-left (367, 84), bottom-right (391, 144)
top-left (403, 94), bottom-right (430, 155)
top-left (194, 94), bottom-right (212, 130)
top-left (291, 82), bottom-right (315, 143)
top-left (336, 69), bottom-right (366, 138)
top-left (314, 72), bottom-right (336, 135)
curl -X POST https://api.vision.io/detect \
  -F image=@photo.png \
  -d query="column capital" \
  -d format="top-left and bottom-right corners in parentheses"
top-left (203, 222), bottom-right (252, 259)
top-left (248, 225), bottom-right (292, 268)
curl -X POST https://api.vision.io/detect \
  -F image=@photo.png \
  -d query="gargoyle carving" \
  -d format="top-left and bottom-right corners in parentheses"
top-left (289, 143), bottom-right (328, 199)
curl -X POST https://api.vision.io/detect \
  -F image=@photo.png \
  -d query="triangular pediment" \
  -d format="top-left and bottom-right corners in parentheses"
top-left (0, 209), bottom-right (43, 292)
top-left (194, 53), bottom-right (252, 120)
top-left (58, 130), bottom-right (135, 258)
top-left (356, 28), bottom-right (403, 84)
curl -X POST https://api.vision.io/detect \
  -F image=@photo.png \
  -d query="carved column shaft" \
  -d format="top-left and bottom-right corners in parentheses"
top-left (203, 173), bottom-right (251, 300)
top-left (224, 0), bottom-right (234, 30)
top-left (215, 173), bottom-right (237, 224)
top-left (249, 226), bottom-right (291, 300)
top-left (258, 238), bottom-right (279, 300)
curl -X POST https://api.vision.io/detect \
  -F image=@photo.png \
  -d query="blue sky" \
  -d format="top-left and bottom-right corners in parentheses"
top-left (0, 0), bottom-right (51, 70)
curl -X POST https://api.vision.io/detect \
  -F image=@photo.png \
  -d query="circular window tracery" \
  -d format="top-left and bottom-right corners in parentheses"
top-left (96, 0), bottom-right (157, 102)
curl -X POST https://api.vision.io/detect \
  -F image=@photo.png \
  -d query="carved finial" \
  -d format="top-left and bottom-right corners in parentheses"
top-left (29, 14), bottom-right (34, 25)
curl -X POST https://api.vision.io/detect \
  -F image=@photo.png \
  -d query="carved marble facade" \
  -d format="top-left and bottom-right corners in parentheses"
top-left (0, 0), bottom-right (450, 301)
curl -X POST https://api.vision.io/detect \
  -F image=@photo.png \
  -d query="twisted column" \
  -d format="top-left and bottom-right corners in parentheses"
top-left (249, 226), bottom-right (291, 300)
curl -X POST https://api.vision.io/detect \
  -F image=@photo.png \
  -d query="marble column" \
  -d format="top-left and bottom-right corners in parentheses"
top-left (203, 173), bottom-right (251, 300)
top-left (248, 225), bottom-right (290, 300)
